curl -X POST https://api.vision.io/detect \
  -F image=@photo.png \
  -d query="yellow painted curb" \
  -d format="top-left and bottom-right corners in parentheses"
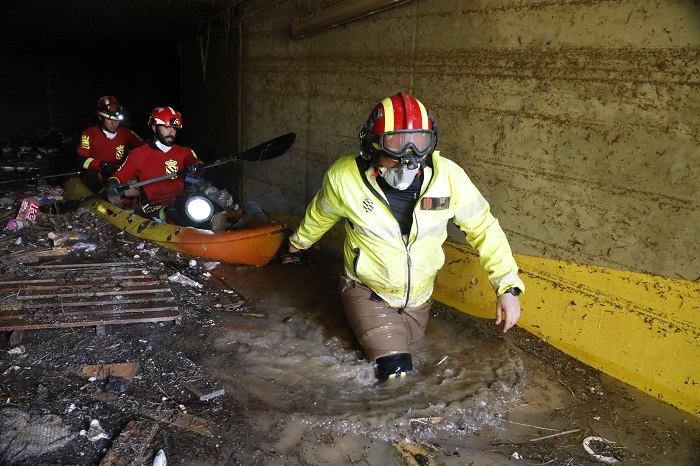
top-left (435, 241), bottom-right (700, 417)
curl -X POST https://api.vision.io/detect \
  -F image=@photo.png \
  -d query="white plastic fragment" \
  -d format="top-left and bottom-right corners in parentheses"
top-left (153, 449), bottom-right (167, 466)
top-left (511, 452), bottom-right (523, 460)
top-left (2, 365), bottom-right (21, 375)
top-left (188, 259), bottom-right (197, 268)
top-left (72, 242), bottom-right (96, 251)
top-left (168, 272), bottom-right (203, 289)
top-left (203, 261), bottom-right (219, 270)
top-left (583, 436), bottom-right (621, 464)
top-left (83, 419), bottom-right (109, 441)
top-left (6, 345), bottom-right (25, 355)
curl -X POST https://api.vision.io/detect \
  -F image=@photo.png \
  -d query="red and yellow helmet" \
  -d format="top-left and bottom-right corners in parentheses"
top-left (148, 106), bottom-right (183, 129)
top-left (96, 96), bottom-right (124, 121)
top-left (359, 92), bottom-right (438, 163)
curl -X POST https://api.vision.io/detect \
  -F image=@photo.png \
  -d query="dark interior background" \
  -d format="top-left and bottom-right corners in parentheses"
top-left (0, 0), bottom-right (239, 146)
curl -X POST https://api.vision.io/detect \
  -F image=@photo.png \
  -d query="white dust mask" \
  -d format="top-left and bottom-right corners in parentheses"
top-left (379, 164), bottom-right (420, 190)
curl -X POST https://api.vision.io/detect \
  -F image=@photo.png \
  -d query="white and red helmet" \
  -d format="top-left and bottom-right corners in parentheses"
top-left (359, 92), bottom-right (438, 164)
top-left (148, 106), bottom-right (183, 128)
top-left (96, 96), bottom-right (124, 121)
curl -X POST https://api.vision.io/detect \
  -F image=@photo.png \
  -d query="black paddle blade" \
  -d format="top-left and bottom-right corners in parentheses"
top-left (237, 132), bottom-right (296, 162)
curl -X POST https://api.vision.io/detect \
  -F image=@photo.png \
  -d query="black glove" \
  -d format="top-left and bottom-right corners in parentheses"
top-left (100, 161), bottom-right (118, 176)
top-left (187, 162), bottom-right (205, 176)
top-left (106, 179), bottom-right (122, 197)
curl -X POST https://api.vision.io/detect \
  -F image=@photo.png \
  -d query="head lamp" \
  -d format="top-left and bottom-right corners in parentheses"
top-left (184, 195), bottom-right (215, 223)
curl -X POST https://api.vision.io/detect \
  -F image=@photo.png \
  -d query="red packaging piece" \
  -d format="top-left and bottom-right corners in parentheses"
top-left (16, 197), bottom-right (41, 221)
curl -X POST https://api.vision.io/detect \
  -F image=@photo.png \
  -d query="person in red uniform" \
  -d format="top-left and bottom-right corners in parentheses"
top-left (106, 106), bottom-right (206, 226)
top-left (76, 96), bottom-right (146, 192)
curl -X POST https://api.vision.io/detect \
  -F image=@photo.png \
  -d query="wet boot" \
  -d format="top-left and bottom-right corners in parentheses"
top-left (376, 353), bottom-right (413, 383)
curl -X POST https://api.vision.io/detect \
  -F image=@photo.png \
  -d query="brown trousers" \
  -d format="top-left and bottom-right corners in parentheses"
top-left (338, 276), bottom-right (432, 361)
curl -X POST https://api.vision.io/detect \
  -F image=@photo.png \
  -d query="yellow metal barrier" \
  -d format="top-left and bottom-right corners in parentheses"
top-left (435, 242), bottom-right (700, 417)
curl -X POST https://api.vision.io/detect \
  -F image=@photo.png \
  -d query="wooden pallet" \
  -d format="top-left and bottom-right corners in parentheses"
top-left (0, 261), bottom-right (181, 330)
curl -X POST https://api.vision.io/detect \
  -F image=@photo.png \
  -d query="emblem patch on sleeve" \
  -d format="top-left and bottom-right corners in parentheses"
top-left (81, 135), bottom-right (90, 150)
top-left (421, 197), bottom-right (450, 210)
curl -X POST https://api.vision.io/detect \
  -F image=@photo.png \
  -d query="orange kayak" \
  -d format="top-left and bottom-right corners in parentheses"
top-left (62, 176), bottom-right (285, 266)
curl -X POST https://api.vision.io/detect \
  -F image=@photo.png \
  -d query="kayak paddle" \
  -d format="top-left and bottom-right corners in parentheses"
top-left (47, 133), bottom-right (296, 212)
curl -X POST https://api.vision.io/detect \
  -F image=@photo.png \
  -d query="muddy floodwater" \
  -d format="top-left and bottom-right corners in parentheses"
top-left (186, 248), bottom-right (699, 466)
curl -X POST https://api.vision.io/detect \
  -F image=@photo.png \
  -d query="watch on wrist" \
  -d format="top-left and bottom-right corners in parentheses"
top-left (503, 287), bottom-right (521, 296)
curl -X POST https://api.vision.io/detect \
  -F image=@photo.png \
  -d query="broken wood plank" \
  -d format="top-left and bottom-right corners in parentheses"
top-left (0, 304), bottom-right (179, 318)
top-left (8, 247), bottom-right (71, 262)
top-left (0, 309), bottom-right (181, 331)
top-left (9, 288), bottom-right (173, 301)
top-left (26, 261), bottom-right (141, 269)
top-left (239, 312), bottom-right (268, 318)
top-left (98, 419), bottom-right (160, 466)
top-left (138, 409), bottom-right (215, 437)
top-left (0, 261), bottom-right (181, 331)
top-left (394, 439), bottom-right (438, 466)
top-left (0, 304), bottom-right (179, 319)
top-left (182, 378), bottom-right (225, 401)
top-left (0, 275), bottom-right (156, 289)
top-left (80, 362), bottom-right (140, 381)
top-left (22, 296), bottom-right (176, 309)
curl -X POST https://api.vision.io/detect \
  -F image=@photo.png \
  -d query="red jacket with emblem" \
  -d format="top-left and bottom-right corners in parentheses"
top-left (110, 143), bottom-right (200, 206)
top-left (77, 126), bottom-right (145, 170)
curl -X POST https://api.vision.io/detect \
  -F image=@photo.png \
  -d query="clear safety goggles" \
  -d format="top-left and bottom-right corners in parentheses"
top-left (370, 130), bottom-right (436, 162)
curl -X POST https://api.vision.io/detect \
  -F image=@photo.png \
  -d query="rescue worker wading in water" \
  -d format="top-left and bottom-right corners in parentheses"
top-left (106, 106), bottom-right (220, 228)
top-left (76, 96), bottom-right (146, 196)
top-left (288, 92), bottom-right (525, 383)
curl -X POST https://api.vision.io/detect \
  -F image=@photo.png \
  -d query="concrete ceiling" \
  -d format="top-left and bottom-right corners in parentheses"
top-left (1, 0), bottom-right (242, 53)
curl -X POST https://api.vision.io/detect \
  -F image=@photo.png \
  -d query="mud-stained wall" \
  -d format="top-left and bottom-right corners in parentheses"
top-left (234, 0), bottom-right (700, 281)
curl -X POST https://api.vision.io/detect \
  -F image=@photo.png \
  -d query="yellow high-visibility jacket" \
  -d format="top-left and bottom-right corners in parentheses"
top-left (290, 152), bottom-right (525, 308)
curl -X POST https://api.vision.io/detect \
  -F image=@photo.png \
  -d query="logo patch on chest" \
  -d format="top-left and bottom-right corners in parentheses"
top-left (165, 159), bottom-right (178, 179)
top-left (421, 197), bottom-right (450, 210)
top-left (116, 145), bottom-right (125, 160)
top-left (362, 197), bottom-right (374, 213)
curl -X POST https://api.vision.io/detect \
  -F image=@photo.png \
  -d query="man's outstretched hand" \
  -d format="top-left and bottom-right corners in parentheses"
top-left (496, 293), bottom-right (521, 332)
top-left (187, 162), bottom-right (205, 176)
top-left (106, 179), bottom-right (123, 206)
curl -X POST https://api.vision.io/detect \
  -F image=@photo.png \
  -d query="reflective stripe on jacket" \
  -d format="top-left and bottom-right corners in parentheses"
top-left (290, 152), bottom-right (524, 308)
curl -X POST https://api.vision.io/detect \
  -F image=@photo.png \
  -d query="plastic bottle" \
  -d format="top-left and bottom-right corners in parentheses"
top-left (6, 219), bottom-right (27, 230)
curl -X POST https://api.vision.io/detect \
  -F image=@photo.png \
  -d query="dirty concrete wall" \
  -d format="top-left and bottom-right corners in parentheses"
top-left (231, 0), bottom-right (700, 282)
